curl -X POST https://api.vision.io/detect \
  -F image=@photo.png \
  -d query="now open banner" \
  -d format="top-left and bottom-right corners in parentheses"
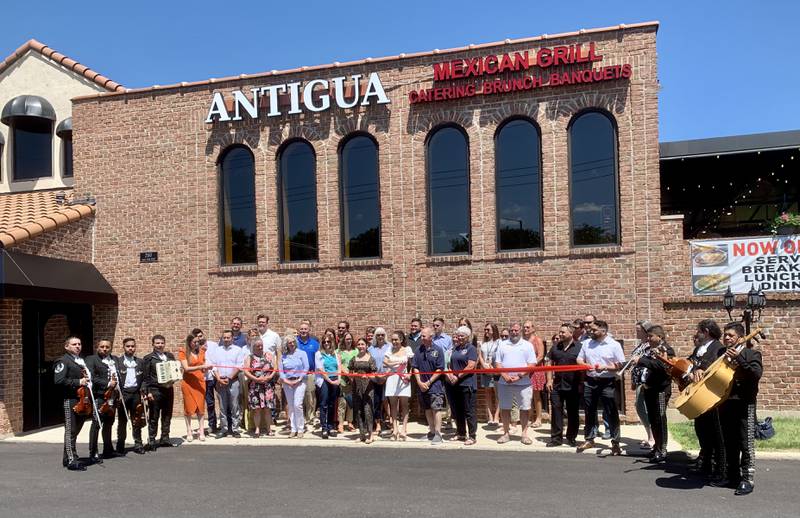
top-left (689, 235), bottom-right (800, 295)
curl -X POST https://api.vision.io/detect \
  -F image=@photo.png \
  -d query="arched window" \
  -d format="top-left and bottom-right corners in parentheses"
top-left (340, 134), bottom-right (380, 258)
top-left (427, 125), bottom-right (470, 255)
top-left (569, 111), bottom-right (619, 246)
top-left (1, 95), bottom-right (55, 181)
top-left (278, 140), bottom-right (318, 262)
top-left (495, 119), bottom-right (542, 250)
top-left (56, 118), bottom-right (73, 178)
top-left (219, 146), bottom-right (257, 264)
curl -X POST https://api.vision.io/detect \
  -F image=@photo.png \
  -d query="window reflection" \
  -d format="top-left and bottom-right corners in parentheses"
top-left (569, 111), bottom-right (619, 246)
top-left (219, 146), bottom-right (257, 264)
top-left (340, 135), bottom-right (380, 258)
top-left (279, 141), bottom-right (318, 262)
top-left (427, 126), bottom-right (471, 255)
top-left (496, 119), bottom-right (542, 250)
top-left (13, 118), bottom-right (52, 180)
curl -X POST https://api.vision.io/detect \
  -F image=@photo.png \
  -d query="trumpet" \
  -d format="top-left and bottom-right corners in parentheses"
top-left (616, 341), bottom-right (648, 379)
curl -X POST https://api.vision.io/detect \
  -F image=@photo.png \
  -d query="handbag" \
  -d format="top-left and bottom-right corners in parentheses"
top-left (755, 416), bottom-right (775, 440)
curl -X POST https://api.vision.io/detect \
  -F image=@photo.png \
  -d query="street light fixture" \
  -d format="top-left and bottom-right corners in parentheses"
top-left (723, 284), bottom-right (767, 335)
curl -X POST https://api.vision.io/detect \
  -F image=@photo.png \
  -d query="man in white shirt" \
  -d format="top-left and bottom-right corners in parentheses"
top-left (210, 330), bottom-right (245, 438)
top-left (576, 320), bottom-right (625, 455)
top-left (257, 314), bottom-right (281, 358)
top-left (495, 322), bottom-right (538, 445)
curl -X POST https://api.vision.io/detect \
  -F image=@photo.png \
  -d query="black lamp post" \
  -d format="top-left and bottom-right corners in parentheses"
top-left (723, 284), bottom-right (767, 335)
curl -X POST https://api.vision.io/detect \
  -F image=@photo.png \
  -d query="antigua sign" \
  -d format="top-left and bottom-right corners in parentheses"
top-left (205, 72), bottom-right (390, 123)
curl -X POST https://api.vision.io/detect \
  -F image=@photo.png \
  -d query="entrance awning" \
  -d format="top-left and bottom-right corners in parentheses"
top-left (0, 249), bottom-right (117, 305)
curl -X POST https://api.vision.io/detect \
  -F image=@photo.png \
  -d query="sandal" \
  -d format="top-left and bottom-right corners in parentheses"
top-left (449, 435), bottom-right (466, 442)
top-left (198, 432), bottom-right (205, 442)
top-left (365, 438), bottom-right (374, 444)
top-left (497, 434), bottom-right (511, 444)
top-left (464, 438), bottom-right (476, 446)
top-left (521, 436), bottom-right (533, 445)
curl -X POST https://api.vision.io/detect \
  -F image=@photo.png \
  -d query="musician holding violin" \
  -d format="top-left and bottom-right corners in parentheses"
top-left (142, 334), bottom-right (177, 450)
top-left (54, 336), bottom-right (94, 471)
top-left (115, 337), bottom-right (146, 455)
top-left (714, 322), bottom-right (763, 496)
top-left (631, 325), bottom-right (676, 463)
top-left (86, 339), bottom-right (119, 463)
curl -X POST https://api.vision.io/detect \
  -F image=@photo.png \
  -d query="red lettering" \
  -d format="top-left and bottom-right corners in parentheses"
top-left (451, 61), bottom-right (464, 79)
top-left (760, 241), bottom-right (779, 254)
top-left (466, 84), bottom-right (475, 96)
top-left (482, 81), bottom-right (493, 94)
top-left (523, 76), bottom-right (533, 89)
top-left (485, 55), bottom-right (498, 74)
top-left (465, 57), bottom-right (481, 77)
top-left (747, 243), bottom-right (759, 255)
top-left (409, 91), bottom-right (418, 104)
top-left (593, 69), bottom-right (604, 81)
top-left (499, 54), bottom-right (515, 73)
top-left (550, 73), bottom-right (561, 86)
top-left (733, 243), bottom-right (746, 257)
top-left (537, 48), bottom-right (553, 68)
top-left (783, 240), bottom-right (796, 254)
top-left (433, 62), bottom-right (451, 81)
top-left (588, 42), bottom-right (603, 62)
top-left (621, 63), bottom-right (632, 78)
top-left (513, 52), bottom-right (531, 71)
top-left (575, 44), bottom-right (589, 63)
top-left (554, 46), bottom-right (569, 65)
top-left (603, 67), bottom-right (614, 80)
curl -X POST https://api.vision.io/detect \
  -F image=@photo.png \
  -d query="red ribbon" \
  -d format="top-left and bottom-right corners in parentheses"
top-left (210, 364), bottom-right (590, 378)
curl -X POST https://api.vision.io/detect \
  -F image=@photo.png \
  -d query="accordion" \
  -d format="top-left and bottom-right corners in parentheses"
top-left (156, 360), bottom-right (182, 385)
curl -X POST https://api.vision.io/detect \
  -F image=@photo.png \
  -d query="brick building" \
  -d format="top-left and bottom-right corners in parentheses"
top-left (1, 21), bottom-right (797, 437)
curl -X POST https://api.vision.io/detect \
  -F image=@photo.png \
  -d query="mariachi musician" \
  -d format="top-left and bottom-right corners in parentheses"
top-left (632, 325), bottom-right (675, 463)
top-left (142, 334), bottom-right (177, 450)
top-left (54, 336), bottom-right (93, 471)
top-left (86, 339), bottom-right (119, 462)
top-left (714, 322), bottom-right (763, 496)
top-left (688, 319), bottom-right (726, 481)
top-left (116, 337), bottom-right (146, 455)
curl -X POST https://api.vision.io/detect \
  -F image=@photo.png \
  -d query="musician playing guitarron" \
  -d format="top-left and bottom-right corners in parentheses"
top-left (713, 322), bottom-right (763, 496)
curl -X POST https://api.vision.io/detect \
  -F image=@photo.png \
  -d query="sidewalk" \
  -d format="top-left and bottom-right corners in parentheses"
top-left (4, 416), bottom-right (682, 455)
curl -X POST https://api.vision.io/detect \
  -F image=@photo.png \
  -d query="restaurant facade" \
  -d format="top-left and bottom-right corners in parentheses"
top-left (1, 21), bottom-right (798, 436)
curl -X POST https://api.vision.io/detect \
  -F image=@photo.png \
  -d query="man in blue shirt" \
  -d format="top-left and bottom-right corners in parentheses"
top-left (230, 317), bottom-right (248, 347)
top-left (412, 326), bottom-right (446, 444)
top-left (432, 317), bottom-right (453, 351)
top-left (297, 322), bottom-right (320, 426)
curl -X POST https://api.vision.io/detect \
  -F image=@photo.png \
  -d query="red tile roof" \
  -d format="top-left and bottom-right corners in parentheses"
top-left (73, 21), bottom-right (658, 101)
top-left (0, 39), bottom-right (124, 92)
top-left (0, 189), bottom-right (95, 249)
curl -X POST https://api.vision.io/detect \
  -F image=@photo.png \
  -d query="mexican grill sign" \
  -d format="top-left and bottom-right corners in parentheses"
top-left (408, 42), bottom-right (632, 104)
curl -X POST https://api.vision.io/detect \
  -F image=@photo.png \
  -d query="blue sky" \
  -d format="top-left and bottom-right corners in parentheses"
top-left (2, 0), bottom-right (797, 141)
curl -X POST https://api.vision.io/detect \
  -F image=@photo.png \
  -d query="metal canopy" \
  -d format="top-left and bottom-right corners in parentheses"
top-left (0, 249), bottom-right (117, 305)
top-left (0, 95), bottom-right (57, 125)
top-left (660, 130), bottom-right (800, 160)
top-left (56, 117), bottom-right (72, 138)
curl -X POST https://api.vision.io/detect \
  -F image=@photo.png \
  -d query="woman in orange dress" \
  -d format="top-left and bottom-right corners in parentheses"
top-left (179, 334), bottom-right (210, 442)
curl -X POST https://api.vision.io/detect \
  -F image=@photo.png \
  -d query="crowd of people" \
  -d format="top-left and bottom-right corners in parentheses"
top-left (52, 313), bottom-right (762, 495)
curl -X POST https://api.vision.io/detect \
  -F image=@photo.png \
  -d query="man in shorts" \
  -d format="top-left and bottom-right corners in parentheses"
top-left (495, 322), bottom-right (537, 445)
top-left (412, 326), bottom-right (446, 444)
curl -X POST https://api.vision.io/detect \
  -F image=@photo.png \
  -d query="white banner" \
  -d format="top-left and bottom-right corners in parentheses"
top-left (689, 235), bottom-right (800, 295)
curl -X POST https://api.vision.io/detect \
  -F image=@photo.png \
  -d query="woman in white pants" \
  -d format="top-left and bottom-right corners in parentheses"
top-left (280, 335), bottom-right (309, 438)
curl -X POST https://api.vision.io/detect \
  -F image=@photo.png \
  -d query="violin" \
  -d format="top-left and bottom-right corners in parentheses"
top-left (100, 371), bottom-right (118, 418)
top-left (72, 367), bottom-right (93, 416)
top-left (133, 390), bottom-right (149, 428)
